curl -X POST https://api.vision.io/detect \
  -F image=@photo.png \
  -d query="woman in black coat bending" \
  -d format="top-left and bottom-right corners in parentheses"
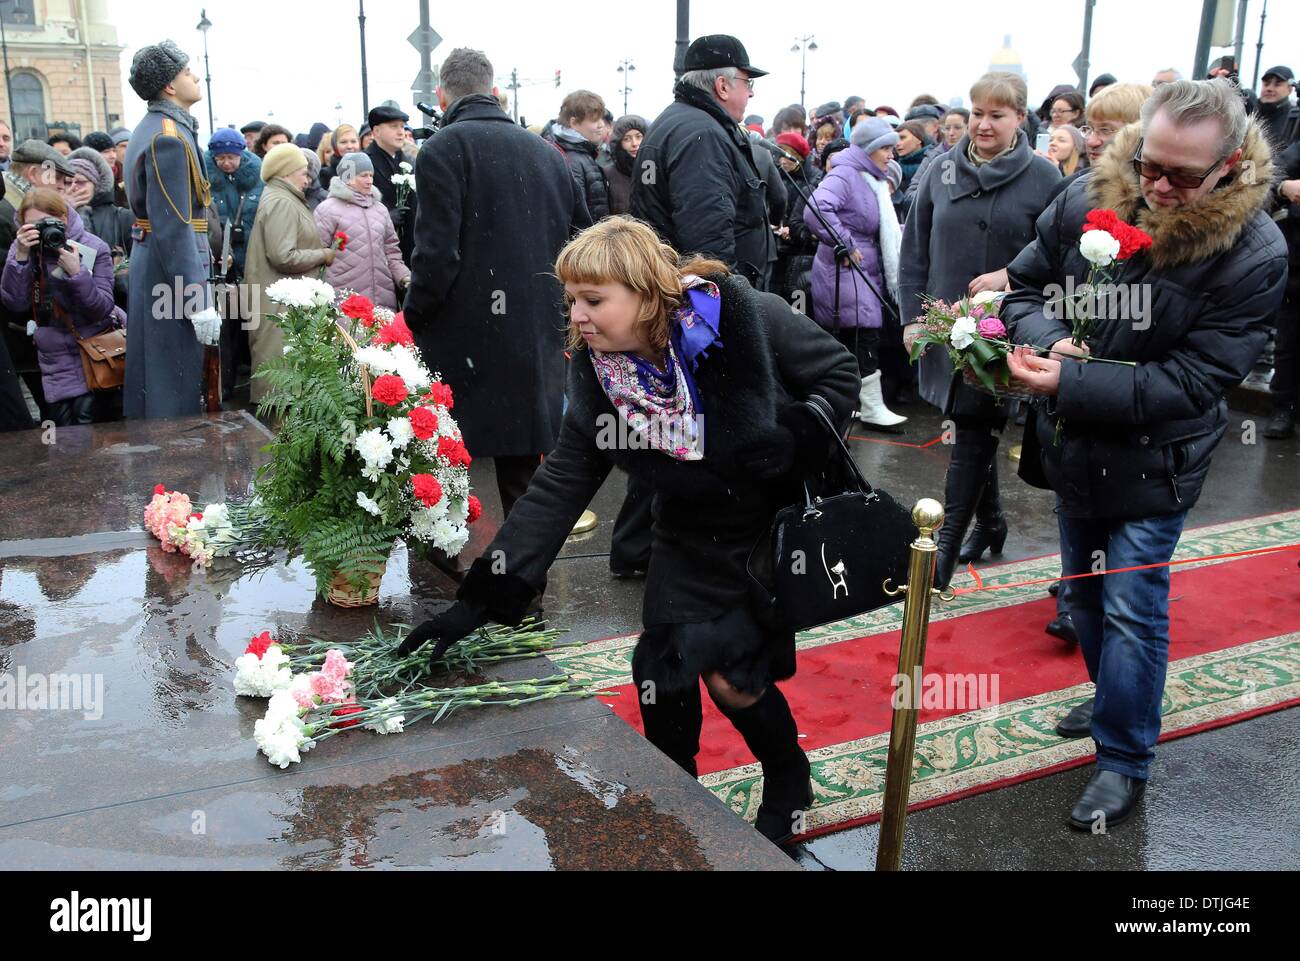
top-left (399, 216), bottom-right (859, 845)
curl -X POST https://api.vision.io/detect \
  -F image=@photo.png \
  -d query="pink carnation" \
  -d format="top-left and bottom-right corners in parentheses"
top-left (321, 649), bottom-right (353, 684)
top-left (976, 317), bottom-right (1007, 339)
top-left (310, 671), bottom-right (350, 705)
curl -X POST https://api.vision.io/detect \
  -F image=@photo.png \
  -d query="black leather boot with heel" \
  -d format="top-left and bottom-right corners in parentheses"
top-left (958, 459), bottom-right (1008, 563)
top-left (717, 685), bottom-right (812, 845)
top-left (934, 428), bottom-right (1000, 589)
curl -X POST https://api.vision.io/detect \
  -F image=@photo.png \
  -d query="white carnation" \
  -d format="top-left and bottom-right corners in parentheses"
top-left (202, 503), bottom-right (231, 529)
top-left (433, 517), bottom-right (470, 555)
top-left (234, 645), bottom-right (293, 697)
top-left (364, 698), bottom-right (405, 734)
top-left (399, 161), bottom-right (413, 173)
top-left (970, 290), bottom-right (1002, 307)
top-left (355, 428), bottom-right (394, 470)
top-left (1079, 229), bottom-right (1121, 267)
top-left (254, 712), bottom-right (310, 768)
top-left (356, 490), bottom-right (383, 517)
top-left (387, 417), bottom-right (414, 449)
top-left (266, 277), bottom-right (332, 309)
top-left (388, 345), bottom-right (431, 390)
top-left (949, 317), bottom-right (978, 350)
top-left (354, 346), bottom-right (397, 375)
top-left (446, 498), bottom-right (469, 526)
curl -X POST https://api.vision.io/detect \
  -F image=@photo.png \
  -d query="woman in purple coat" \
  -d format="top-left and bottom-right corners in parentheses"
top-left (1, 187), bottom-right (119, 426)
top-left (804, 117), bottom-right (906, 429)
top-left (313, 152), bottom-right (410, 310)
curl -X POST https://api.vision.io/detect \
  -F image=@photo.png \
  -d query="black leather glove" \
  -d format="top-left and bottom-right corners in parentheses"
top-left (391, 207), bottom-right (407, 230)
top-left (396, 600), bottom-right (486, 663)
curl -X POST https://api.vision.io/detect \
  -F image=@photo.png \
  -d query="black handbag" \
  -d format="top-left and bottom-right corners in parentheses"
top-left (747, 395), bottom-right (917, 632)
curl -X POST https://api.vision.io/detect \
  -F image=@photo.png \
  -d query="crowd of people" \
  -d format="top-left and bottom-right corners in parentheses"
top-left (0, 32), bottom-right (1292, 845)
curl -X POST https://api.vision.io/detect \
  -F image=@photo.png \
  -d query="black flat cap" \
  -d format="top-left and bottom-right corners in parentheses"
top-left (683, 35), bottom-right (767, 77)
top-left (368, 104), bottom-right (410, 127)
top-left (1263, 65), bottom-right (1295, 83)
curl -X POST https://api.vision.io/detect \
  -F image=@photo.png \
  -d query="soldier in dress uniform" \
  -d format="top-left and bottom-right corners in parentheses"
top-left (122, 40), bottom-right (222, 419)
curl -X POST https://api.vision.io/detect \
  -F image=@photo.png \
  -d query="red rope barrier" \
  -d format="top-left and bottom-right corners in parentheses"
top-left (950, 542), bottom-right (1300, 596)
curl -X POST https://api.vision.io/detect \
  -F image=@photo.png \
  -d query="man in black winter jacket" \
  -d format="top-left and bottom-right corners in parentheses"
top-left (543, 90), bottom-right (611, 222)
top-left (1002, 80), bottom-right (1287, 832)
top-left (631, 35), bottom-right (770, 288)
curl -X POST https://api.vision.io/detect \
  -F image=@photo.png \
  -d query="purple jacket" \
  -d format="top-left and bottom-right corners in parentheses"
top-left (804, 144), bottom-right (887, 329)
top-left (313, 178), bottom-right (410, 310)
top-left (1, 210), bottom-right (118, 403)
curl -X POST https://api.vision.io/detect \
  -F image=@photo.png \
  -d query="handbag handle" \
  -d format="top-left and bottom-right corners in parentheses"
top-left (802, 393), bottom-right (877, 500)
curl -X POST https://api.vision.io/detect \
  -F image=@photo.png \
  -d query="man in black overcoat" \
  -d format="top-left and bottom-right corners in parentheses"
top-left (404, 47), bottom-right (591, 517)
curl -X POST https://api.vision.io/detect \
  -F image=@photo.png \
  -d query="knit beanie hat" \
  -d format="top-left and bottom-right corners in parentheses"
top-left (850, 117), bottom-right (900, 155)
top-left (68, 156), bottom-right (99, 185)
top-left (208, 127), bottom-right (245, 156)
top-left (260, 141), bottom-right (308, 182)
top-left (336, 151), bottom-right (374, 183)
top-left (129, 40), bottom-right (189, 101)
top-left (885, 159), bottom-right (903, 192)
top-left (301, 147), bottom-right (321, 179)
top-left (110, 128), bottom-right (132, 146)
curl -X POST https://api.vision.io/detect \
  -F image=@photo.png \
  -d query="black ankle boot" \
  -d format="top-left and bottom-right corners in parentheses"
top-left (935, 429), bottom-right (999, 588)
top-left (1264, 404), bottom-right (1295, 440)
top-left (719, 685), bottom-right (812, 845)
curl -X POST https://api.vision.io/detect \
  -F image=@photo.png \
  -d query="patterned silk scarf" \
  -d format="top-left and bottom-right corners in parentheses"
top-left (589, 276), bottom-right (723, 461)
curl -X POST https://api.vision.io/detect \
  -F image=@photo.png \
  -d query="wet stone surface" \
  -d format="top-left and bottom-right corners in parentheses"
top-left (0, 412), bottom-right (792, 871)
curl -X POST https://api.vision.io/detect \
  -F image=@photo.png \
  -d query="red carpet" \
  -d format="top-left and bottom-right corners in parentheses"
top-left (598, 549), bottom-right (1300, 777)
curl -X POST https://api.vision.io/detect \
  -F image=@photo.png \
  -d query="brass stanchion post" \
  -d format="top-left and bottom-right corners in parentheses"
top-left (876, 498), bottom-right (947, 871)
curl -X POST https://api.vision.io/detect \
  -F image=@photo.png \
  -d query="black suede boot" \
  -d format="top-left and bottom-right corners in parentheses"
top-left (958, 459), bottom-right (1008, 563)
top-left (717, 685), bottom-right (812, 845)
top-left (935, 429), bottom-right (999, 589)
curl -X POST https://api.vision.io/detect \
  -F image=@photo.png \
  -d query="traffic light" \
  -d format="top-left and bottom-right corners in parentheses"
top-left (555, 69), bottom-right (561, 88)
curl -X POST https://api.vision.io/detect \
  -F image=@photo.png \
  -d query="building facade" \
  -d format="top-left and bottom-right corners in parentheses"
top-left (0, 0), bottom-right (125, 142)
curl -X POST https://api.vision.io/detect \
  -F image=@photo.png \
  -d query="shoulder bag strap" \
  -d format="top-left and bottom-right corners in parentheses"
top-left (803, 393), bottom-right (876, 497)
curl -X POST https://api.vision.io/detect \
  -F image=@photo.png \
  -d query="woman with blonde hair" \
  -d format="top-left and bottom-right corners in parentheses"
top-left (1048, 123), bottom-right (1086, 177)
top-left (320, 124), bottom-right (361, 191)
top-left (397, 215), bottom-right (859, 846)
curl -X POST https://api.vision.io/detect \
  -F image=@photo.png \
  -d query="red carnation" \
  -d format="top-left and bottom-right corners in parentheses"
top-left (371, 374), bottom-right (409, 407)
top-left (437, 436), bottom-right (472, 468)
top-left (340, 293), bottom-right (376, 327)
top-left (153, 484), bottom-right (166, 495)
top-left (329, 704), bottom-right (365, 729)
top-left (333, 231), bottom-right (349, 252)
top-left (408, 406), bottom-right (438, 440)
top-left (1083, 208), bottom-right (1153, 261)
top-left (425, 382), bottom-right (454, 409)
top-left (189, 512), bottom-right (203, 523)
top-left (466, 495), bottom-right (482, 524)
top-left (245, 630), bottom-right (274, 659)
top-left (412, 473), bottom-right (443, 508)
top-left (373, 313), bottom-right (415, 348)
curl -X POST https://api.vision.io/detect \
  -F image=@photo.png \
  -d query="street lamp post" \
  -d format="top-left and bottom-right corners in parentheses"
top-left (0, 1), bottom-right (17, 136)
top-left (196, 9), bottom-right (214, 137)
top-left (358, 0), bottom-right (370, 118)
top-left (616, 58), bottom-right (635, 116)
top-left (791, 35), bottom-right (817, 109)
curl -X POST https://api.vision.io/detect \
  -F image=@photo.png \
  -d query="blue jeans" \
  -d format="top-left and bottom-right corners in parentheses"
top-left (1058, 504), bottom-right (1188, 780)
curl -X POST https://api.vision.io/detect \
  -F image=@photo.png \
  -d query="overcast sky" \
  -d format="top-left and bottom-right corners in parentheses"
top-left (107, 0), bottom-right (1300, 139)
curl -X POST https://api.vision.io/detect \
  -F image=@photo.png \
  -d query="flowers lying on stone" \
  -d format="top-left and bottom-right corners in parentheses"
top-left (235, 622), bottom-right (605, 768)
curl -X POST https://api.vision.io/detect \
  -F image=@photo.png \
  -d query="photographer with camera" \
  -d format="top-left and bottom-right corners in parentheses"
top-left (0, 187), bottom-right (119, 426)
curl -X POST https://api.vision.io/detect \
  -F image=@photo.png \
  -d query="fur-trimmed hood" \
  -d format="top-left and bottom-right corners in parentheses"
top-left (1088, 119), bottom-right (1275, 270)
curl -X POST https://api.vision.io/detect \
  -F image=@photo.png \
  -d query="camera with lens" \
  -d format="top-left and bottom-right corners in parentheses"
top-left (33, 217), bottom-right (67, 255)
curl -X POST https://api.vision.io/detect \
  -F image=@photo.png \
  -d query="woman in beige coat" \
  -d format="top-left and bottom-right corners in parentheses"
top-left (244, 142), bottom-right (335, 403)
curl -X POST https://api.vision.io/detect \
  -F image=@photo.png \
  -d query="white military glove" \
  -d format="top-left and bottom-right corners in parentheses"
top-left (191, 306), bottom-right (221, 346)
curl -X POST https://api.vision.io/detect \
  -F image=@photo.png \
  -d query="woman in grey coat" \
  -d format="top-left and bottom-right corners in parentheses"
top-left (898, 72), bottom-right (1060, 587)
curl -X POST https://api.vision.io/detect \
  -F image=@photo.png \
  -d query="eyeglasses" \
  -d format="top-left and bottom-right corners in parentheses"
top-left (1131, 138), bottom-right (1225, 189)
top-left (1080, 124), bottom-right (1123, 139)
top-left (941, 124), bottom-right (965, 132)
top-left (729, 76), bottom-right (755, 92)
top-left (1049, 108), bottom-right (1077, 118)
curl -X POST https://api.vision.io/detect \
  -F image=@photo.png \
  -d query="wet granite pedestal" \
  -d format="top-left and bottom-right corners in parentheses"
top-left (0, 412), bottom-right (794, 870)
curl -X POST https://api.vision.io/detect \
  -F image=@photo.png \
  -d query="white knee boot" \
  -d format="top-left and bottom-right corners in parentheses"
top-left (854, 370), bottom-right (907, 428)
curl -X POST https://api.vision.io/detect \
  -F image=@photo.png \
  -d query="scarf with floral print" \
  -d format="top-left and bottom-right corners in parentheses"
top-left (588, 276), bottom-right (722, 461)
